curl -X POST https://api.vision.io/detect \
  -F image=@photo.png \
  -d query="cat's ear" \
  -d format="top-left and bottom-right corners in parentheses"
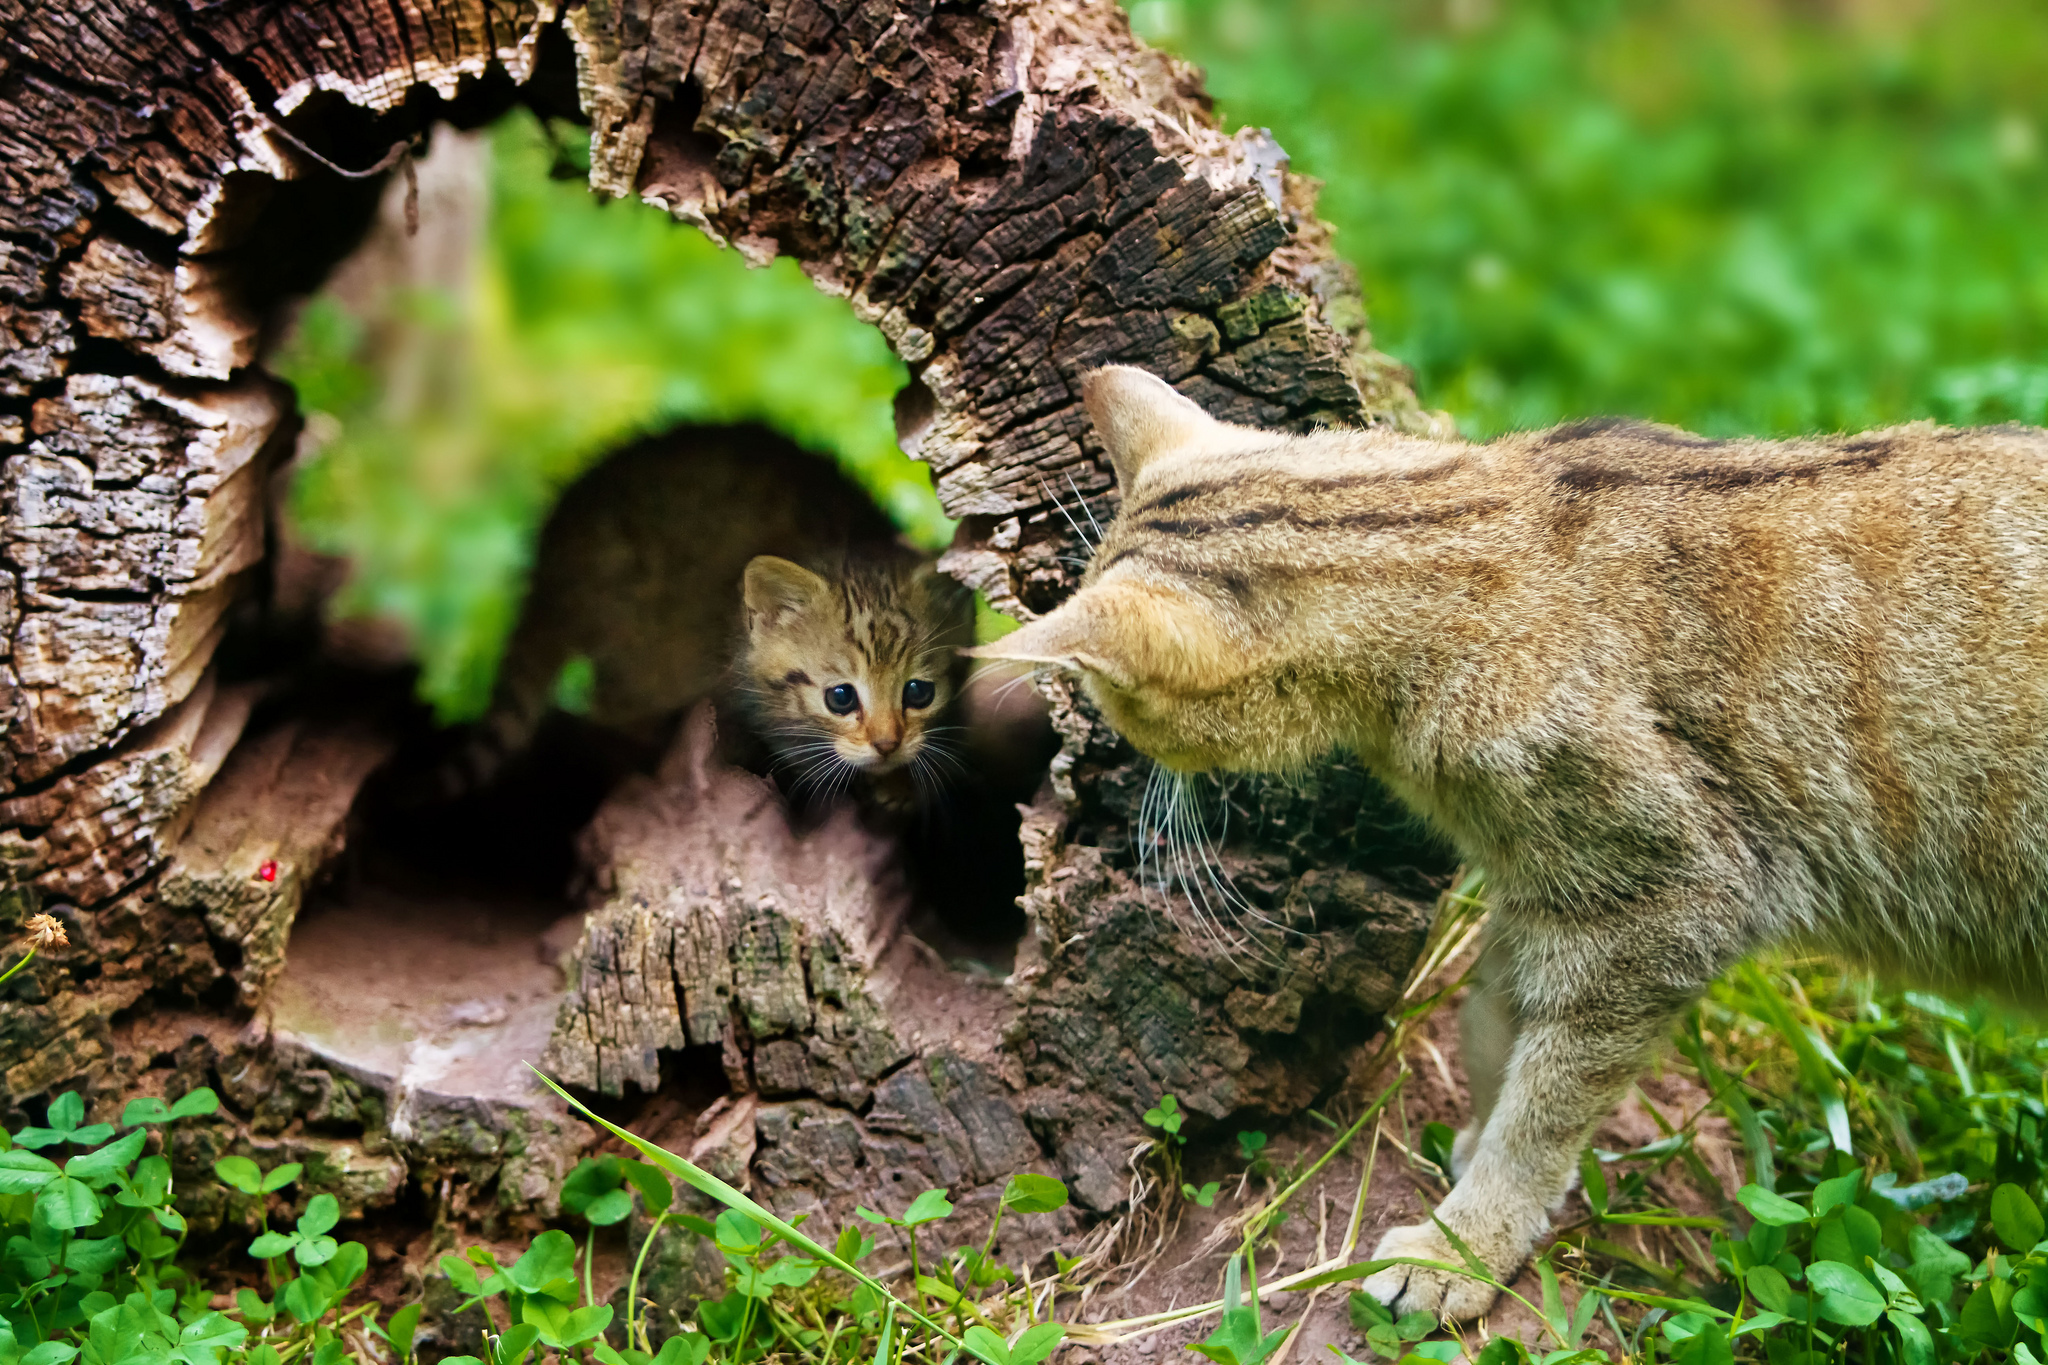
top-left (908, 560), bottom-right (977, 640)
top-left (1083, 365), bottom-right (1223, 489)
top-left (910, 558), bottom-right (970, 604)
top-left (744, 556), bottom-right (829, 630)
top-left (966, 581), bottom-right (1235, 693)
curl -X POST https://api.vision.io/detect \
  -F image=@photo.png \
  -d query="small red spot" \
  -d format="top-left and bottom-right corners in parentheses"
top-left (257, 860), bottom-right (278, 883)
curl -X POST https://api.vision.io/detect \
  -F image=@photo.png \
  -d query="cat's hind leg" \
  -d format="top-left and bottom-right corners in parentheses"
top-left (1451, 931), bottom-right (1516, 1181)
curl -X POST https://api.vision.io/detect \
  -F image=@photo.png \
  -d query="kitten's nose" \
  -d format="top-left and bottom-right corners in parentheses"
top-left (868, 717), bottom-right (903, 757)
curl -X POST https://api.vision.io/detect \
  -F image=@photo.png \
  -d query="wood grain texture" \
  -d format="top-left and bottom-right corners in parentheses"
top-left (544, 704), bottom-right (924, 1103)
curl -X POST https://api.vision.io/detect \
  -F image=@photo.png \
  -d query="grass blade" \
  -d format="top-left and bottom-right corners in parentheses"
top-left (1733, 964), bottom-right (1853, 1154)
top-left (528, 1067), bottom-right (961, 1349)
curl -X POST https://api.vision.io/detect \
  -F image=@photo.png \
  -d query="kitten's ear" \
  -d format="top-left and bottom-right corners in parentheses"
top-left (924, 561), bottom-right (977, 614)
top-left (744, 556), bottom-right (829, 630)
top-left (1083, 365), bottom-right (1222, 489)
top-left (910, 558), bottom-right (969, 603)
top-left (965, 581), bottom-right (1236, 693)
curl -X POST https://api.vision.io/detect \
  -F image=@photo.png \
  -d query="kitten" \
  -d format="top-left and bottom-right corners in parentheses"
top-left (458, 423), bottom-right (970, 802)
top-left (737, 548), bottom-right (974, 808)
top-left (974, 365), bottom-right (2048, 1320)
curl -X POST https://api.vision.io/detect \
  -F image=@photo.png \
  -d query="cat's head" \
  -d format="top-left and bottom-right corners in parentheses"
top-left (740, 550), bottom-right (974, 788)
top-left (970, 366), bottom-right (1342, 775)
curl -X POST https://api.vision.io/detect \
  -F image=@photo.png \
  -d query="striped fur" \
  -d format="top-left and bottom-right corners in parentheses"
top-left (738, 549), bottom-right (973, 806)
top-left (976, 365), bottom-right (2048, 1318)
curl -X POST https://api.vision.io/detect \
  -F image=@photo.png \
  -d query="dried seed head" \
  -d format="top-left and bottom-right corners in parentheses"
top-left (23, 912), bottom-right (66, 948)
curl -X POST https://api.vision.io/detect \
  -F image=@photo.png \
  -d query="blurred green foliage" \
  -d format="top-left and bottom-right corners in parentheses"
top-left (1142, 0), bottom-right (2048, 438)
top-left (283, 3), bottom-right (2048, 717)
top-left (277, 111), bottom-right (945, 721)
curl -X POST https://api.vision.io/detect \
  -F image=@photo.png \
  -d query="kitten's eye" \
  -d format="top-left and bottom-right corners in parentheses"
top-left (823, 683), bottom-right (861, 715)
top-left (902, 679), bottom-right (936, 710)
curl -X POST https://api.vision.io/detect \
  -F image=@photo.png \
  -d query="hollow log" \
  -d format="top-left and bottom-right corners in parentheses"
top-left (0, 0), bottom-right (1456, 1319)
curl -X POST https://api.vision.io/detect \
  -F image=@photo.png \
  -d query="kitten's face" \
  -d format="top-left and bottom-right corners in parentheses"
top-left (742, 554), bottom-right (974, 788)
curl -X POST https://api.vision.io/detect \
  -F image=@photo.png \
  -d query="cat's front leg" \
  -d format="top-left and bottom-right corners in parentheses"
top-left (1363, 919), bottom-right (1717, 1320)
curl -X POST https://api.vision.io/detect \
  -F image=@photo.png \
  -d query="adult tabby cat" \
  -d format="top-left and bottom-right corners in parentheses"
top-left (459, 423), bottom-right (971, 802)
top-left (974, 365), bottom-right (2048, 1320)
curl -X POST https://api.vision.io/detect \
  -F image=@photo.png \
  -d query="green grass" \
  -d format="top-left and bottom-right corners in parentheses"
top-left (1142, 0), bottom-right (2048, 440)
top-left (0, 1078), bottom-right (1076, 1365)
top-left (9, 894), bottom-right (2048, 1365)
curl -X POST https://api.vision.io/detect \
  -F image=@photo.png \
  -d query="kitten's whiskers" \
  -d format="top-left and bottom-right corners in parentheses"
top-left (781, 738), bottom-right (857, 804)
top-left (913, 733), bottom-right (970, 783)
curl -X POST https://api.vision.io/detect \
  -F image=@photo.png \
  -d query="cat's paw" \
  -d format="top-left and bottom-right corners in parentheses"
top-left (870, 788), bottom-right (917, 815)
top-left (1361, 1221), bottom-right (1505, 1322)
top-left (863, 771), bottom-right (919, 817)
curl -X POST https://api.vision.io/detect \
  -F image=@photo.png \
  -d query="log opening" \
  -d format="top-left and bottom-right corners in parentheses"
top-left (2, 0), bottom-right (1459, 1335)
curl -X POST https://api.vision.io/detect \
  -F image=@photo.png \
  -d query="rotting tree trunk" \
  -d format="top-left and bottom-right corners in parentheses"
top-left (0, 0), bottom-right (1455, 1311)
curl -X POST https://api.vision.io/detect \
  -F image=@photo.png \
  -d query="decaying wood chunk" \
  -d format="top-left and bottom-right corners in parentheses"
top-left (546, 704), bottom-right (1073, 1255)
top-left (0, 973), bottom-right (148, 1099)
top-left (0, 670), bottom-right (256, 911)
top-left (158, 718), bottom-right (396, 1005)
top-left (546, 703), bottom-right (923, 1103)
top-left (0, 673), bottom-right (261, 1100)
top-left (5, 373), bottom-right (287, 786)
top-left (0, 304), bottom-right (75, 397)
top-left (60, 238), bottom-right (259, 381)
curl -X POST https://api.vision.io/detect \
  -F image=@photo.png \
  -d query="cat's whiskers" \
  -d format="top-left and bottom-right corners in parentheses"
top-left (1172, 775), bottom-right (1252, 955)
top-left (1177, 773), bottom-right (1280, 929)
top-left (757, 724), bottom-right (833, 746)
top-left (784, 762), bottom-right (843, 802)
top-left (1165, 772), bottom-right (1245, 959)
top-left (1066, 468), bottom-right (1107, 544)
top-left (906, 751), bottom-right (944, 810)
top-left (1134, 762), bottom-right (1162, 890)
top-left (782, 740), bottom-right (857, 803)
top-left (1040, 475), bottom-right (1101, 554)
top-left (761, 728), bottom-right (841, 753)
top-left (1177, 780), bottom-right (1289, 957)
top-left (1141, 763), bottom-right (1171, 891)
top-left (1138, 764), bottom-right (1231, 956)
top-left (1131, 763), bottom-right (1284, 965)
top-left (912, 733), bottom-right (969, 783)
top-left (985, 662), bottom-right (1057, 706)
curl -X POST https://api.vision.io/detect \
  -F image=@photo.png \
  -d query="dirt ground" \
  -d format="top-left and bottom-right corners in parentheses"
top-left (252, 782), bottom-right (1741, 1364)
top-left (1052, 980), bottom-right (1744, 1364)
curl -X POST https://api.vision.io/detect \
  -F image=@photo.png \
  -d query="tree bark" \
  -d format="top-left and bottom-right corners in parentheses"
top-left (0, 0), bottom-right (1452, 1295)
